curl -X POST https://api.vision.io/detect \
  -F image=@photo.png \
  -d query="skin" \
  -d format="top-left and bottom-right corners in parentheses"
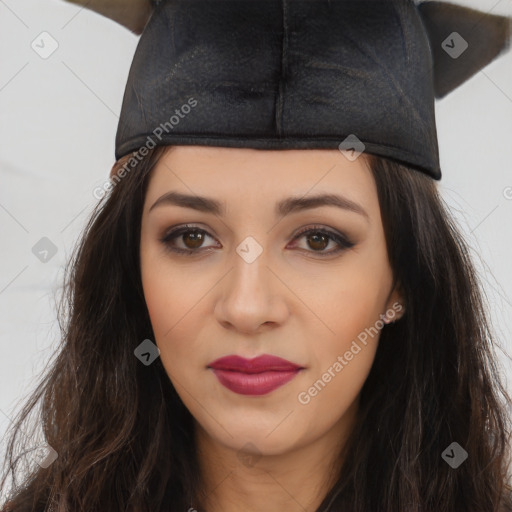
top-left (64, 0), bottom-right (152, 34)
top-left (140, 146), bottom-right (404, 512)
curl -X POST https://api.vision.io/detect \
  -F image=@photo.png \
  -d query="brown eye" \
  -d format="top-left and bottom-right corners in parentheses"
top-left (291, 226), bottom-right (355, 256)
top-left (160, 226), bottom-right (219, 254)
top-left (306, 232), bottom-right (330, 251)
top-left (182, 230), bottom-right (205, 249)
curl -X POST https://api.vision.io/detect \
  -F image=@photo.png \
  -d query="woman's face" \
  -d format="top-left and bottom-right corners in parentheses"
top-left (140, 146), bottom-right (403, 457)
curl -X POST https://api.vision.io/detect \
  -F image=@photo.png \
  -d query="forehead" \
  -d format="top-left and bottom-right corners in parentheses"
top-left (145, 145), bottom-right (378, 215)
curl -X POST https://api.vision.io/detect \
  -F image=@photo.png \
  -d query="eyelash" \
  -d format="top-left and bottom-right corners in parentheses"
top-left (159, 224), bottom-right (355, 257)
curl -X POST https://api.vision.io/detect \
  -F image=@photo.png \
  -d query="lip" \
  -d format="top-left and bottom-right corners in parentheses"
top-left (208, 355), bottom-right (304, 396)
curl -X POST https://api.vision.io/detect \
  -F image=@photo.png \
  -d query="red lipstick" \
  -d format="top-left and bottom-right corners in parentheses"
top-left (208, 355), bottom-right (303, 396)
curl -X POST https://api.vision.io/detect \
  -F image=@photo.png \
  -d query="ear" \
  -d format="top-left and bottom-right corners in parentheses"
top-left (383, 283), bottom-right (406, 324)
top-left (417, 0), bottom-right (512, 99)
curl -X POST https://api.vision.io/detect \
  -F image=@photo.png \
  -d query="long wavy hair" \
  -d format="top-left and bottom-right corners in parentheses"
top-left (1, 147), bottom-right (511, 512)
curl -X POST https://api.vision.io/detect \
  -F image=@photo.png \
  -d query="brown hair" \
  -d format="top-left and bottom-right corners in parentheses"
top-left (1, 148), bottom-right (510, 511)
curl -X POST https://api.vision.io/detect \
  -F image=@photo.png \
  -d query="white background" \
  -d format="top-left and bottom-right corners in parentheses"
top-left (1, 0), bottom-right (511, 472)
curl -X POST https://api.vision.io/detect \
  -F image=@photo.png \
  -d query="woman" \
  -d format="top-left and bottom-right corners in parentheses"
top-left (1, 0), bottom-right (511, 510)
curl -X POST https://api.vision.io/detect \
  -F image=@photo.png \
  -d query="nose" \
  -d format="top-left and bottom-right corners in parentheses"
top-left (214, 247), bottom-right (290, 335)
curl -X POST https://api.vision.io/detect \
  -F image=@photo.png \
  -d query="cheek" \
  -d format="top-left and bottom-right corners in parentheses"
top-left (140, 243), bottom-right (227, 396)
top-left (293, 298), bottom-right (385, 443)
top-left (140, 245), bottom-right (202, 356)
top-left (298, 245), bottom-right (392, 349)
top-left (294, 247), bottom-right (391, 413)
top-left (142, 276), bottom-right (207, 397)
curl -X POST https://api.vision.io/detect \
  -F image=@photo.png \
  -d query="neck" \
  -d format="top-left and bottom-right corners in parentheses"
top-left (193, 401), bottom-right (358, 512)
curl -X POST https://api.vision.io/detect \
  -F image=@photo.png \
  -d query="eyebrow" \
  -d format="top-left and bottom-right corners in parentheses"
top-left (149, 191), bottom-right (369, 220)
